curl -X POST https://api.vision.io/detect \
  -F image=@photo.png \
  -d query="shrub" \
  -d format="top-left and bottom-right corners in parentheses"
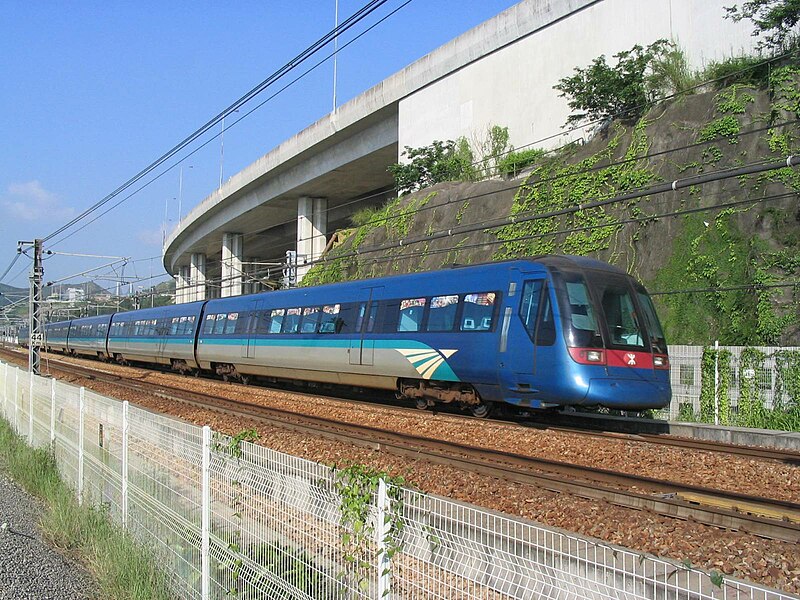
top-left (497, 148), bottom-right (546, 177)
top-left (554, 39), bottom-right (673, 127)
top-left (701, 55), bottom-right (772, 89)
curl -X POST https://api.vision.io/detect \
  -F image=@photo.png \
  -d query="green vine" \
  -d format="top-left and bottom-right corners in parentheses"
top-left (332, 464), bottom-right (405, 596)
top-left (737, 348), bottom-right (768, 427)
top-left (700, 347), bottom-right (731, 424)
top-left (492, 119), bottom-right (657, 259)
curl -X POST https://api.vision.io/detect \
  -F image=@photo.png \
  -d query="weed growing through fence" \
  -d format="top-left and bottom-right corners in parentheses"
top-left (332, 463), bottom-right (406, 596)
top-left (0, 416), bottom-right (172, 600)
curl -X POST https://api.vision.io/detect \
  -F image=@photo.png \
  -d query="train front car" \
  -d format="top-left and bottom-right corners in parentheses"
top-left (502, 256), bottom-right (671, 412)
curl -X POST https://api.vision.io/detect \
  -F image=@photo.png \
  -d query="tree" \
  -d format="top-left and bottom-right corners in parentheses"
top-left (554, 39), bottom-right (672, 127)
top-left (725, 0), bottom-right (800, 53)
top-left (388, 139), bottom-right (475, 194)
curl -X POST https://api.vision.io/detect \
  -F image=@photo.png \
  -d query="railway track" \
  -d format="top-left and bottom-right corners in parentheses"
top-left (15, 351), bottom-right (800, 544)
top-left (9, 346), bottom-right (797, 463)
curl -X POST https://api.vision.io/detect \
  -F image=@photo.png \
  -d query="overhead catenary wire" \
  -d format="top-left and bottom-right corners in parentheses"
top-left (41, 0), bottom-right (399, 246)
top-left (172, 113), bottom-right (800, 268)
top-left (324, 189), bottom-right (798, 270)
top-left (299, 154), bottom-right (800, 268)
top-left (45, 1), bottom-right (415, 253)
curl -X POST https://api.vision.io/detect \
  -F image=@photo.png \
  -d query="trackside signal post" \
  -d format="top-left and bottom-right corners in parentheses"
top-left (20, 239), bottom-right (43, 375)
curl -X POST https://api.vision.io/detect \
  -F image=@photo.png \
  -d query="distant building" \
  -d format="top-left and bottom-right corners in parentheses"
top-left (66, 288), bottom-right (86, 303)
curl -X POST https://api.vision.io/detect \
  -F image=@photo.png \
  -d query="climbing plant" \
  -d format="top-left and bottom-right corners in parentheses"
top-left (492, 118), bottom-right (656, 260)
top-left (699, 347), bottom-right (732, 424)
top-left (332, 464), bottom-right (406, 596)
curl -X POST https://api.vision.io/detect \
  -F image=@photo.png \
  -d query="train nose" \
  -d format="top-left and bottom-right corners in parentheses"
top-left (586, 378), bottom-right (671, 410)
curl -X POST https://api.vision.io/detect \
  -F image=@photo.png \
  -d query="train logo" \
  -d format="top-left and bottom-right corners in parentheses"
top-left (396, 348), bottom-right (458, 380)
top-left (626, 353), bottom-right (637, 366)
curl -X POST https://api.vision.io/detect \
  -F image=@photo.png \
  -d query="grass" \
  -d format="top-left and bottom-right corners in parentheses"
top-left (0, 417), bottom-right (173, 600)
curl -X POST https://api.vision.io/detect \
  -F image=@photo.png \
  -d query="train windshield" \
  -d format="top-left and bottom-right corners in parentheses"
top-left (635, 287), bottom-right (668, 354)
top-left (553, 271), bottom-right (604, 348)
top-left (554, 269), bottom-right (659, 352)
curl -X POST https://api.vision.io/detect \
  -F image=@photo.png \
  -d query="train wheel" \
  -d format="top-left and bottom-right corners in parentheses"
top-left (469, 402), bottom-right (492, 418)
top-left (415, 398), bottom-right (428, 411)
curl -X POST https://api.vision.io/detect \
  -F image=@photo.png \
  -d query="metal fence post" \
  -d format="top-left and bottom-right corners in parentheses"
top-left (28, 372), bottom-right (34, 445)
top-left (376, 478), bottom-right (391, 599)
top-left (201, 425), bottom-right (211, 600)
top-left (50, 378), bottom-right (56, 444)
top-left (14, 368), bottom-right (19, 433)
top-left (2, 362), bottom-right (7, 417)
top-left (122, 401), bottom-right (129, 530)
top-left (78, 386), bottom-right (85, 506)
top-left (713, 340), bottom-right (719, 426)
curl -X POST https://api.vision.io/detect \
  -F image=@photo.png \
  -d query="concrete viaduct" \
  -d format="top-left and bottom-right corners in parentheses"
top-left (163, 0), bottom-right (754, 302)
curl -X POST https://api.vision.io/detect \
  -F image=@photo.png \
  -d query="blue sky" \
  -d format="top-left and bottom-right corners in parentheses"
top-left (0, 0), bottom-right (519, 292)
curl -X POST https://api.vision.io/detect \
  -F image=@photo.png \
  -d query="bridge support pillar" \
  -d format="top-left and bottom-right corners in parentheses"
top-left (221, 233), bottom-right (243, 298)
top-left (296, 197), bottom-right (327, 283)
top-left (176, 266), bottom-right (191, 304)
top-left (190, 253), bottom-right (207, 301)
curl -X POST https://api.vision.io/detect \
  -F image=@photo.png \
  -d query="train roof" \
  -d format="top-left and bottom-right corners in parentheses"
top-left (109, 301), bottom-right (205, 322)
top-left (203, 255), bottom-right (632, 311)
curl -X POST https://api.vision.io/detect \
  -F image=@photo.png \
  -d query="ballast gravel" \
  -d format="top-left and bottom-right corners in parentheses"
top-left (0, 474), bottom-right (97, 600)
top-left (3, 349), bottom-right (800, 594)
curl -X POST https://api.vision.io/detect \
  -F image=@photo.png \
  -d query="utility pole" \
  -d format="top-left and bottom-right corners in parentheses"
top-left (19, 240), bottom-right (43, 375)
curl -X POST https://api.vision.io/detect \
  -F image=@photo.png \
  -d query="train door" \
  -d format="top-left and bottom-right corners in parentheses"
top-left (242, 301), bottom-right (263, 359)
top-left (503, 272), bottom-right (559, 394)
top-left (349, 287), bottom-right (382, 366)
top-left (156, 318), bottom-right (169, 360)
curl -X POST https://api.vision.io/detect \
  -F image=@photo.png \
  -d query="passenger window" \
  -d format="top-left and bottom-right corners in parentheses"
top-left (269, 309), bottom-right (284, 333)
top-left (427, 295), bottom-right (459, 332)
top-left (254, 311), bottom-right (270, 334)
top-left (282, 308), bottom-right (302, 334)
top-left (397, 298), bottom-right (426, 332)
top-left (205, 316), bottom-right (213, 334)
top-left (213, 314), bottom-right (227, 335)
top-left (461, 292), bottom-right (496, 331)
top-left (319, 304), bottom-right (341, 333)
top-left (301, 307), bottom-right (321, 333)
top-left (520, 281), bottom-right (555, 346)
top-left (224, 313), bottom-right (238, 334)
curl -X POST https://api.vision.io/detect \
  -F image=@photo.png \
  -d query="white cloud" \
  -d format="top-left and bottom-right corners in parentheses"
top-left (2, 181), bottom-right (75, 222)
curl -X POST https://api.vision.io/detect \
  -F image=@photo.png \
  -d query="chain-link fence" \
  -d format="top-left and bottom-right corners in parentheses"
top-left (0, 359), bottom-right (795, 599)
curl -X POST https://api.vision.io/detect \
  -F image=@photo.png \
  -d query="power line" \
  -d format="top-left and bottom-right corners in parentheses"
top-left (41, 0), bottom-right (399, 245)
top-left (180, 114), bottom-right (799, 268)
top-left (307, 155), bottom-right (800, 266)
top-left (46, 1), bottom-right (414, 252)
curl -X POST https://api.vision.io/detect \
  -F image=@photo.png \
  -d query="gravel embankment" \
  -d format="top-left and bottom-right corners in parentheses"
top-left (2, 349), bottom-right (799, 593)
top-left (0, 474), bottom-right (97, 600)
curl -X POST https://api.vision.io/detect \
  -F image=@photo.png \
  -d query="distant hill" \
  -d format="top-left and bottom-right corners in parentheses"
top-left (0, 283), bottom-right (27, 308)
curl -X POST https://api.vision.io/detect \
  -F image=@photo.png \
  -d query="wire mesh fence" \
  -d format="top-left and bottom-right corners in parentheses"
top-left (664, 344), bottom-right (800, 426)
top-left (0, 359), bottom-right (795, 599)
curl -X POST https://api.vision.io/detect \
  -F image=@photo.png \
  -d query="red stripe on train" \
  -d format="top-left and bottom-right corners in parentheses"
top-left (606, 349), bottom-right (653, 368)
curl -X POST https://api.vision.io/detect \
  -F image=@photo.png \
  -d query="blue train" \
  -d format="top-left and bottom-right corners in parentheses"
top-left (36, 256), bottom-right (671, 416)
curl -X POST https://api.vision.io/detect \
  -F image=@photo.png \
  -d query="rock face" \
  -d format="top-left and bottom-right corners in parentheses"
top-left (306, 74), bottom-right (800, 346)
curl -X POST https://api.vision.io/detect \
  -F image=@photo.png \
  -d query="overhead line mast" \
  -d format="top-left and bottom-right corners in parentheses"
top-left (18, 239), bottom-right (44, 375)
